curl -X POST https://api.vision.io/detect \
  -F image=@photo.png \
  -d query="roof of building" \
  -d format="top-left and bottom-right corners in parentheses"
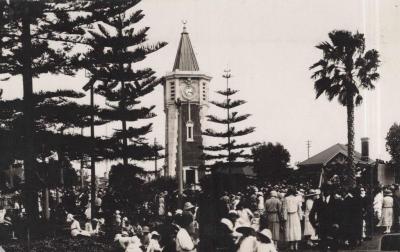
top-left (297, 143), bottom-right (372, 167)
top-left (173, 26), bottom-right (199, 71)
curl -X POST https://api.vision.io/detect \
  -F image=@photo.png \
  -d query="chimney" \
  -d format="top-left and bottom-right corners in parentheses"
top-left (361, 137), bottom-right (369, 161)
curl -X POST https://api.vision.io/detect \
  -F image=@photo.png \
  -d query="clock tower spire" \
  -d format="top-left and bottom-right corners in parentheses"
top-left (163, 24), bottom-right (212, 184)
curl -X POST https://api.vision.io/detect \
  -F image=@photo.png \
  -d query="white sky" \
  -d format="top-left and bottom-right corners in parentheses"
top-left (2, 0), bottom-right (400, 175)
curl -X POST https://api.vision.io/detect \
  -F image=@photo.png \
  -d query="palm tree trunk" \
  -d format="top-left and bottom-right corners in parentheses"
top-left (346, 97), bottom-right (356, 188)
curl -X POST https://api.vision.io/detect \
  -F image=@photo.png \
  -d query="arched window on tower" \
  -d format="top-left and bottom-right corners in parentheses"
top-left (186, 120), bottom-right (194, 142)
top-left (170, 82), bottom-right (175, 100)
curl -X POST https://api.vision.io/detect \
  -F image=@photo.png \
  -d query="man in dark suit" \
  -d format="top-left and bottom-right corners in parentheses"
top-left (310, 184), bottom-right (341, 252)
top-left (392, 185), bottom-right (400, 232)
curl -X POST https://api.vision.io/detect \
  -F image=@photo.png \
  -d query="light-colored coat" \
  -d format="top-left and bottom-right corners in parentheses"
top-left (282, 195), bottom-right (302, 241)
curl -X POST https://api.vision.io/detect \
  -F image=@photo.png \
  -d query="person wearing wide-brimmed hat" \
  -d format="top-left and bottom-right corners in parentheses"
top-left (236, 224), bottom-right (257, 252)
top-left (303, 189), bottom-right (318, 247)
top-left (381, 189), bottom-right (394, 233)
top-left (256, 229), bottom-right (277, 252)
top-left (176, 212), bottom-right (197, 252)
top-left (215, 218), bottom-right (237, 252)
top-left (147, 231), bottom-right (162, 252)
top-left (263, 190), bottom-right (281, 246)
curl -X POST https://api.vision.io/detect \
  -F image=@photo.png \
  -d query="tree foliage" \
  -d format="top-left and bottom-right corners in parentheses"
top-left (0, 0), bottom-right (114, 219)
top-left (386, 123), bottom-right (400, 164)
top-left (252, 142), bottom-right (290, 181)
top-left (202, 73), bottom-right (257, 176)
top-left (310, 30), bottom-right (380, 187)
top-left (70, 0), bottom-right (166, 213)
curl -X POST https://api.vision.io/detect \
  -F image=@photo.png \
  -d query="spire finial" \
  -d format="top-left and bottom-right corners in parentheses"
top-left (182, 20), bottom-right (187, 33)
top-left (223, 69), bottom-right (231, 79)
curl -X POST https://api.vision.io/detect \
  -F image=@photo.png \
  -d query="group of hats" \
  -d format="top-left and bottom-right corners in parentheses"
top-left (235, 224), bottom-right (272, 242)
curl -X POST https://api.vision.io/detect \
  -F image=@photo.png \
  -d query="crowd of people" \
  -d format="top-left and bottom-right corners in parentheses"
top-left (1, 182), bottom-right (400, 251)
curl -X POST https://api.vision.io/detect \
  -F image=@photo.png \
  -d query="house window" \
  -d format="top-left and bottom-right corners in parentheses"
top-left (186, 121), bottom-right (194, 142)
top-left (170, 82), bottom-right (175, 100)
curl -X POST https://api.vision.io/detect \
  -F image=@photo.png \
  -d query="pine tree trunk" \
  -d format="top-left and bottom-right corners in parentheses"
top-left (346, 96), bottom-right (356, 188)
top-left (21, 12), bottom-right (39, 225)
top-left (122, 118), bottom-right (128, 166)
top-left (43, 188), bottom-right (50, 221)
top-left (90, 85), bottom-right (96, 219)
top-left (121, 78), bottom-right (128, 166)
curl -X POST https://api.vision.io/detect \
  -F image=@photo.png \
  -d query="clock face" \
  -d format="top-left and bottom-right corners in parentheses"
top-left (183, 85), bottom-right (195, 100)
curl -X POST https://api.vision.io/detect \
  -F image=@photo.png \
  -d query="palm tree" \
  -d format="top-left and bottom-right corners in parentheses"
top-left (310, 30), bottom-right (380, 187)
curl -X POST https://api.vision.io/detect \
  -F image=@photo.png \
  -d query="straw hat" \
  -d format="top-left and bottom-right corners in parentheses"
top-left (258, 229), bottom-right (272, 240)
top-left (142, 226), bottom-right (150, 233)
top-left (235, 224), bottom-right (255, 234)
top-left (151, 231), bottom-right (160, 238)
top-left (220, 218), bottom-right (234, 232)
top-left (270, 190), bottom-right (278, 197)
top-left (66, 213), bottom-right (74, 222)
top-left (306, 189), bottom-right (317, 197)
top-left (384, 189), bottom-right (393, 196)
top-left (183, 202), bottom-right (195, 211)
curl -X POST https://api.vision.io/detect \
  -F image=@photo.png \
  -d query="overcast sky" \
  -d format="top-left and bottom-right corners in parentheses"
top-left (2, 0), bottom-right (400, 175)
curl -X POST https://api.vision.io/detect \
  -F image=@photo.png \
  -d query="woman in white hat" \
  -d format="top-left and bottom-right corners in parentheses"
top-left (236, 225), bottom-right (257, 252)
top-left (256, 229), bottom-right (277, 252)
top-left (146, 231), bottom-right (162, 252)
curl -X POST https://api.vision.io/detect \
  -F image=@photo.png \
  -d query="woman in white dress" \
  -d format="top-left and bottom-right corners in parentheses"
top-left (381, 189), bottom-right (394, 234)
top-left (303, 190), bottom-right (317, 246)
top-left (236, 202), bottom-right (254, 227)
top-left (282, 187), bottom-right (302, 251)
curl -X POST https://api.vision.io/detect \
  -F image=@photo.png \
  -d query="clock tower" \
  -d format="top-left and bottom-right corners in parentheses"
top-left (163, 25), bottom-right (212, 184)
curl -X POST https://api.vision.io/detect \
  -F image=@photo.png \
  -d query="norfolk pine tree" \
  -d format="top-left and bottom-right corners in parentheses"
top-left (72, 0), bottom-right (166, 211)
top-left (202, 70), bottom-right (257, 190)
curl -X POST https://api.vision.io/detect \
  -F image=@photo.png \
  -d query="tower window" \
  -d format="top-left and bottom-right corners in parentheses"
top-left (186, 121), bottom-right (194, 142)
top-left (202, 83), bottom-right (207, 101)
top-left (170, 82), bottom-right (175, 100)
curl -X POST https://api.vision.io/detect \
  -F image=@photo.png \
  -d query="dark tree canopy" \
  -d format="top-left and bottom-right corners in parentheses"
top-left (0, 0), bottom-right (111, 220)
top-left (73, 0), bottom-right (166, 167)
top-left (252, 142), bottom-right (290, 182)
top-left (69, 0), bottom-right (166, 215)
top-left (386, 123), bottom-right (400, 164)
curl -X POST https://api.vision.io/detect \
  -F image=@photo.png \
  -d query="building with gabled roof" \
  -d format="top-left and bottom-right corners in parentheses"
top-left (297, 138), bottom-right (394, 186)
top-left (298, 143), bottom-right (373, 168)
